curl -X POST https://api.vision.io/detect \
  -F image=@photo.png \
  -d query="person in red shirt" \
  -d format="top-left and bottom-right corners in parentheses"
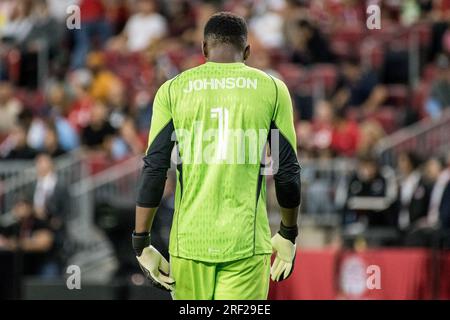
top-left (71, 0), bottom-right (112, 69)
top-left (331, 108), bottom-right (360, 157)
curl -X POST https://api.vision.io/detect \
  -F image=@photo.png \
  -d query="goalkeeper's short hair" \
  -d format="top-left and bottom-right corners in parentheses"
top-left (204, 12), bottom-right (248, 51)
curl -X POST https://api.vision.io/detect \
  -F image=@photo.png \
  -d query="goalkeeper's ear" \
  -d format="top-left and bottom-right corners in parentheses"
top-left (202, 41), bottom-right (208, 59)
top-left (243, 44), bottom-right (250, 61)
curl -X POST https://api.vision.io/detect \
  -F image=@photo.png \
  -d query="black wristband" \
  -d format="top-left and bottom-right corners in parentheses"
top-left (132, 231), bottom-right (150, 257)
top-left (278, 222), bottom-right (298, 244)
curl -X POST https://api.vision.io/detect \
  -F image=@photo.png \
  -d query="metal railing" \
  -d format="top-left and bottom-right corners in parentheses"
top-left (375, 109), bottom-right (450, 166)
top-left (68, 155), bottom-right (141, 239)
top-left (0, 150), bottom-right (89, 214)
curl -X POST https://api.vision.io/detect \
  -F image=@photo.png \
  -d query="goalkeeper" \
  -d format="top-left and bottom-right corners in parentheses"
top-left (132, 12), bottom-right (301, 300)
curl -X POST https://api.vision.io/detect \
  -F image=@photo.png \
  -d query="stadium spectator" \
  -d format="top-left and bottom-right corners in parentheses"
top-left (289, 19), bottom-right (335, 65)
top-left (1, 0), bottom-right (33, 45)
top-left (0, 80), bottom-right (22, 135)
top-left (425, 54), bottom-right (450, 119)
top-left (87, 51), bottom-right (122, 103)
top-left (108, 0), bottom-right (167, 53)
top-left (47, 0), bottom-right (78, 23)
top-left (330, 108), bottom-right (360, 157)
top-left (332, 57), bottom-right (387, 115)
top-left (310, 100), bottom-right (334, 154)
top-left (434, 152), bottom-right (450, 228)
top-left (0, 195), bottom-right (55, 276)
top-left (107, 80), bottom-right (130, 129)
top-left (41, 123), bottom-right (66, 158)
top-left (308, 100), bottom-right (360, 157)
top-left (356, 120), bottom-right (386, 156)
top-left (337, 155), bottom-right (398, 229)
top-left (440, 181), bottom-right (450, 229)
top-left (21, 0), bottom-right (62, 65)
top-left (71, 0), bottom-right (112, 69)
top-left (0, 122), bottom-right (37, 160)
top-left (81, 101), bottom-right (116, 152)
top-left (116, 116), bottom-right (145, 157)
top-left (67, 69), bottom-right (95, 131)
top-left (249, 4), bottom-right (285, 49)
top-left (43, 83), bottom-right (80, 151)
top-left (427, 151), bottom-right (450, 227)
top-left (33, 153), bottom-right (68, 221)
top-left (397, 151), bottom-right (424, 230)
top-left (403, 156), bottom-right (445, 246)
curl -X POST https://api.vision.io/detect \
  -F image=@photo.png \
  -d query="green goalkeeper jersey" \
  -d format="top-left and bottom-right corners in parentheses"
top-left (146, 61), bottom-right (297, 263)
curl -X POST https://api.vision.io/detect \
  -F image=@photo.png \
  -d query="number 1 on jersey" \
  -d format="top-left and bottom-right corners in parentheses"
top-left (211, 107), bottom-right (229, 161)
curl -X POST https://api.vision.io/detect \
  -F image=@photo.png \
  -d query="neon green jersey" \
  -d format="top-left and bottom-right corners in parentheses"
top-left (146, 61), bottom-right (297, 262)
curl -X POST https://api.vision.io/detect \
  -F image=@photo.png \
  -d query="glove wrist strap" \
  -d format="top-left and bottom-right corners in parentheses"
top-left (132, 231), bottom-right (150, 257)
top-left (279, 222), bottom-right (298, 244)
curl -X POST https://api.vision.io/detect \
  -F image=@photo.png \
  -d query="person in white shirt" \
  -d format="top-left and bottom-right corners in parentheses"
top-left (396, 151), bottom-right (422, 230)
top-left (109, 0), bottom-right (167, 53)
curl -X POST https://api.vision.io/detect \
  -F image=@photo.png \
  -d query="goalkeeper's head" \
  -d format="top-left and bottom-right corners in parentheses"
top-left (202, 12), bottom-right (250, 62)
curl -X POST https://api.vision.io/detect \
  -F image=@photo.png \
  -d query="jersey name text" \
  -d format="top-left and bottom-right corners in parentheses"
top-left (183, 78), bottom-right (258, 93)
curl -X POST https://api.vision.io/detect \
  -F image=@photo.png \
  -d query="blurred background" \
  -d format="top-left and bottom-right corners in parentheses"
top-left (0, 0), bottom-right (450, 300)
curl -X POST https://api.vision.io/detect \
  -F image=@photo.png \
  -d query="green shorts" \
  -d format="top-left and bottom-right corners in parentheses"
top-left (170, 254), bottom-right (271, 300)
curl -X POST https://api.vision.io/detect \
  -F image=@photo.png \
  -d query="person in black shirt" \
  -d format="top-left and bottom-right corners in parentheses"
top-left (81, 101), bottom-right (116, 150)
top-left (290, 19), bottom-right (335, 65)
top-left (332, 57), bottom-right (387, 115)
top-left (0, 196), bottom-right (54, 276)
top-left (338, 155), bottom-right (398, 228)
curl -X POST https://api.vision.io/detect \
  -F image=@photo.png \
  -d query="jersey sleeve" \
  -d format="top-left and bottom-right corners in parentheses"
top-left (136, 79), bottom-right (175, 208)
top-left (270, 77), bottom-right (301, 209)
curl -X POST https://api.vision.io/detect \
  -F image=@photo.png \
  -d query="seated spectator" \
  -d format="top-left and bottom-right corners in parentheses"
top-left (108, 0), bottom-right (167, 53)
top-left (330, 108), bottom-right (360, 157)
top-left (107, 80), bottom-right (131, 130)
top-left (356, 120), bottom-right (386, 156)
top-left (404, 157), bottom-right (445, 246)
top-left (1, 0), bottom-right (33, 45)
top-left (87, 52), bottom-right (122, 103)
top-left (81, 101), bottom-right (116, 151)
top-left (407, 161), bottom-right (434, 229)
top-left (67, 69), bottom-right (95, 131)
top-left (310, 100), bottom-right (334, 153)
top-left (332, 57), bottom-right (387, 114)
top-left (44, 83), bottom-right (79, 151)
top-left (289, 19), bottom-right (335, 65)
top-left (0, 80), bottom-right (22, 136)
top-left (41, 123), bottom-right (66, 158)
top-left (425, 54), bottom-right (450, 119)
top-left (309, 100), bottom-right (360, 157)
top-left (0, 123), bottom-right (36, 160)
top-left (0, 195), bottom-right (54, 276)
top-left (337, 154), bottom-right (398, 229)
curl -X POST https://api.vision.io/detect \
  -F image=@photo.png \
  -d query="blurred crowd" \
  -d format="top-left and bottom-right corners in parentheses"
top-left (1, 0), bottom-right (450, 282)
